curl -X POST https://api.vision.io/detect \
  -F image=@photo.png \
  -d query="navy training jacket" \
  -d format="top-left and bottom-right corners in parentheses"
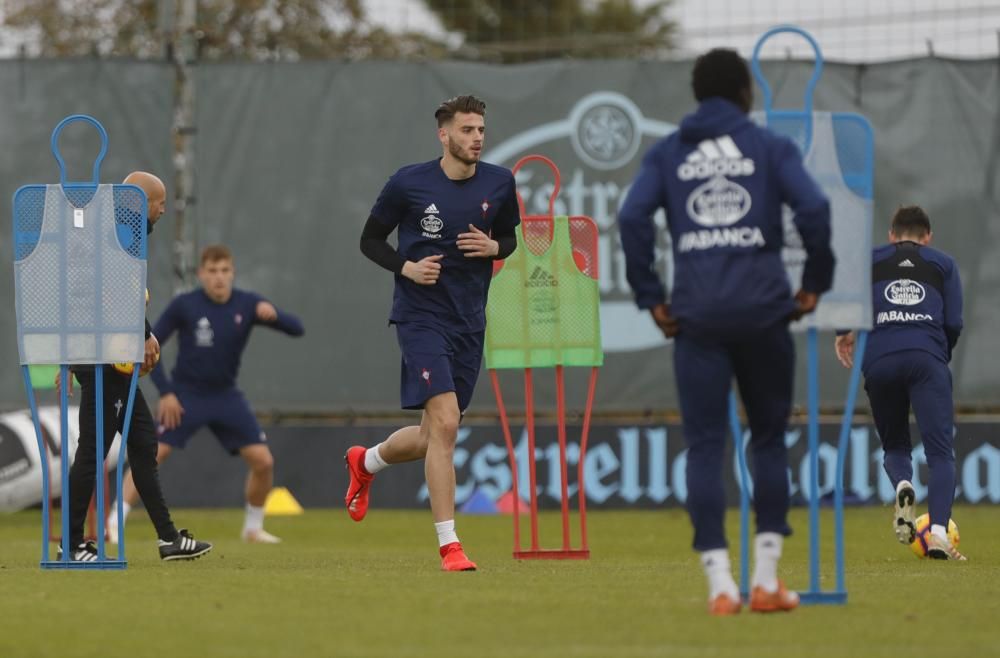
top-left (864, 241), bottom-right (962, 371)
top-left (619, 97), bottom-right (834, 332)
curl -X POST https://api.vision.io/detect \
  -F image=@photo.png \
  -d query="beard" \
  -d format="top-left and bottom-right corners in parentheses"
top-left (448, 138), bottom-right (480, 166)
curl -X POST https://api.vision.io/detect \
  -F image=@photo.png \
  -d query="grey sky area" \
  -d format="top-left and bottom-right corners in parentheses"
top-left (363, 0), bottom-right (1000, 61)
top-left (0, 1), bottom-right (997, 61)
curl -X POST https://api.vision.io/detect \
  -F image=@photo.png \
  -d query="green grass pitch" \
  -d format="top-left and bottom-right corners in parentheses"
top-left (1, 505), bottom-right (997, 658)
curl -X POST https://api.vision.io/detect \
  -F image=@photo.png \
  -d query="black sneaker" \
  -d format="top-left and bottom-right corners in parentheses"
top-left (158, 529), bottom-right (213, 561)
top-left (56, 540), bottom-right (99, 562)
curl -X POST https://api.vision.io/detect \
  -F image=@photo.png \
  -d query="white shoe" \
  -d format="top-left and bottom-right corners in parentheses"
top-left (241, 528), bottom-right (282, 544)
top-left (893, 480), bottom-right (916, 544)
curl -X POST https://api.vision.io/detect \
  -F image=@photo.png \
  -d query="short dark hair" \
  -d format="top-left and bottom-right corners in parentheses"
top-left (200, 244), bottom-right (233, 266)
top-left (691, 49), bottom-right (751, 106)
top-left (434, 95), bottom-right (486, 127)
top-left (890, 205), bottom-right (932, 238)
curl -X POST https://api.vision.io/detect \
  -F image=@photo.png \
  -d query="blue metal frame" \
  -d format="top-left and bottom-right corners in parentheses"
top-left (50, 114), bottom-right (109, 188)
top-left (15, 114), bottom-right (143, 570)
top-left (728, 26), bottom-right (874, 605)
top-left (22, 366), bottom-right (51, 563)
top-left (59, 365), bottom-right (70, 562)
top-left (750, 25), bottom-right (824, 153)
top-left (729, 391), bottom-right (751, 598)
top-left (807, 329), bottom-right (820, 591)
top-left (730, 330), bottom-right (867, 605)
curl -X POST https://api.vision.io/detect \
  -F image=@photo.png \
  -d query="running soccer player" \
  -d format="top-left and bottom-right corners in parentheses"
top-left (59, 171), bottom-right (213, 562)
top-left (618, 49), bottom-right (835, 614)
top-left (110, 244), bottom-right (304, 544)
top-left (345, 95), bottom-right (520, 571)
top-left (834, 206), bottom-right (965, 560)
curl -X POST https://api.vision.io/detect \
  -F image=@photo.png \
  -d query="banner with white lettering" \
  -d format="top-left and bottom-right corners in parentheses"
top-left (140, 420), bottom-right (1000, 510)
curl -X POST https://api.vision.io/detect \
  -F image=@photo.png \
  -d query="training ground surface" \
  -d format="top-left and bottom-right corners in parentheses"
top-left (1, 506), bottom-right (997, 658)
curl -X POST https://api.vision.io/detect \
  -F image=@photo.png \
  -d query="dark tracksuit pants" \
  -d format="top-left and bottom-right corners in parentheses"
top-left (68, 368), bottom-right (177, 546)
top-left (674, 322), bottom-right (794, 552)
top-left (864, 349), bottom-right (955, 528)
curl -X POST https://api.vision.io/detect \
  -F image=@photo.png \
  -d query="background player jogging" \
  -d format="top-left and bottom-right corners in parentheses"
top-left (110, 244), bottom-right (304, 544)
top-left (834, 205), bottom-right (965, 560)
top-left (345, 95), bottom-right (520, 571)
top-left (618, 49), bottom-right (835, 615)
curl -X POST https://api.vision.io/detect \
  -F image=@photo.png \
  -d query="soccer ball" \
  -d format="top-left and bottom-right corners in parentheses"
top-left (909, 513), bottom-right (960, 558)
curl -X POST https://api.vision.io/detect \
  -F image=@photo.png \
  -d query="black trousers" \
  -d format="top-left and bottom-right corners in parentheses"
top-left (68, 368), bottom-right (177, 545)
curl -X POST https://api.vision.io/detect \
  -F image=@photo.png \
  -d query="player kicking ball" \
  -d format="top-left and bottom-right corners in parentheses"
top-left (346, 95), bottom-right (520, 571)
top-left (835, 206), bottom-right (965, 560)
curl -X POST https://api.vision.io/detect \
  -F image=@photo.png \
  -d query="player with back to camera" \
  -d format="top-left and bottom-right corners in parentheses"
top-left (109, 245), bottom-right (304, 544)
top-left (618, 49), bottom-right (835, 614)
top-left (834, 206), bottom-right (965, 560)
top-left (345, 95), bottom-right (521, 571)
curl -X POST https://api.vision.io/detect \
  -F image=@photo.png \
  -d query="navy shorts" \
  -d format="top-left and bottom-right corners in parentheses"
top-left (157, 388), bottom-right (266, 455)
top-left (395, 322), bottom-right (485, 412)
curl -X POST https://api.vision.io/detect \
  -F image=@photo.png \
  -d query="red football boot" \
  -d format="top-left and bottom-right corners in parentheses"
top-left (440, 542), bottom-right (477, 571)
top-left (749, 580), bottom-right (800, 613)
top-left (344, 446), bottom-right (374, 522)
top-left (708, 593), bottom-right (742, 616)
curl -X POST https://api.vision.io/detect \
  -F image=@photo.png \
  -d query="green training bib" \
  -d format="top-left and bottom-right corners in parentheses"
top-left (485, 216), bottom-right (602, 369)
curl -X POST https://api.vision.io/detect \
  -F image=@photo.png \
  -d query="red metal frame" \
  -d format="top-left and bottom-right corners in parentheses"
top-left (489, 154), bottom-right (601, 560)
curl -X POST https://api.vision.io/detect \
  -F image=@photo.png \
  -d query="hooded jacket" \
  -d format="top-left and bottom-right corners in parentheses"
top-left (619, 97), bottom-right (835, 333)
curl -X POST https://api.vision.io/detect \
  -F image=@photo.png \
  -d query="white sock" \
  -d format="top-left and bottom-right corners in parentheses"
top-left (244, 504), bottom-right (265, 533)
top-left (434, 519), bottom-right (459, 548)
top-left (364, 443), bottom-right (389, 475)
top-left (108, 501), bottom-right (131, 524)
top-left (751, 532), bottom-right (783, 593)
top-left (931, 524), bottom-right (948, 541)
top-left (700, 548), bottom-right (739, 600)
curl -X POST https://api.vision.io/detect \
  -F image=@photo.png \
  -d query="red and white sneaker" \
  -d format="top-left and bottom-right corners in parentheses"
top-left (708, 593), bottom-right (741, 616)
top-left (927, 533), bottom-right (968, 561)
top-left (440, 542), bottom-right (477, 571)
top-left (749, 580), bottom-right (800, 613)
top-left (344, 446), bottom-right (374, 522)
